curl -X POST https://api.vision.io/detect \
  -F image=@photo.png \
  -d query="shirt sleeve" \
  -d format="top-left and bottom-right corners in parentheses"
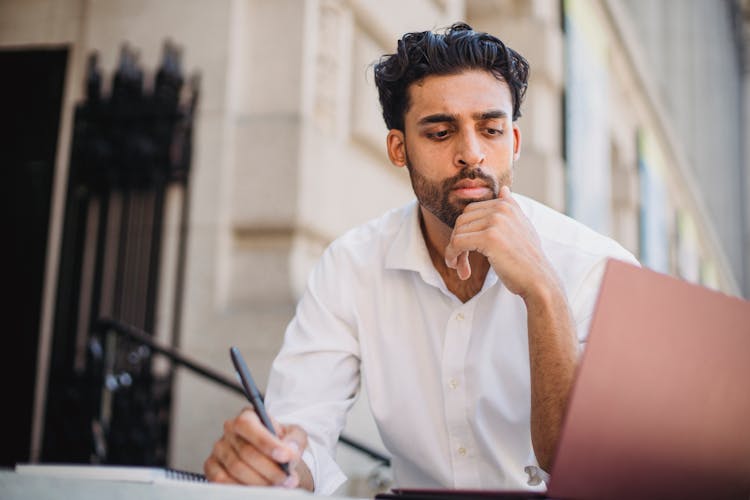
top-left (524, 446), bottom-right (550, 489)
top-left (569, 255), bottom-right (640, 347)
top-left (265, 243), bottom-right (361, 495)
top-left (524, 465), bottom-right (550, 487)
top-left (569, 258), bottom-right (609, 347)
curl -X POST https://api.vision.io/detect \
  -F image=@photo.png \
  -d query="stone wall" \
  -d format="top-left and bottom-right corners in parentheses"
top-left (1, 0), bottom-right (745, 497)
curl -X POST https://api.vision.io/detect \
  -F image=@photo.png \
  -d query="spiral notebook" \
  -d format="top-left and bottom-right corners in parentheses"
top-left (15, 463), bottom-right (207, 483)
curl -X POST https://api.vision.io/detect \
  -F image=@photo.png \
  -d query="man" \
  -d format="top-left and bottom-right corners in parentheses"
top-left (204, 23), bottom-right (637, 494)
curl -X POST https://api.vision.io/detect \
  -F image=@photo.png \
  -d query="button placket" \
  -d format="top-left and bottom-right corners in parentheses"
top-left (441, 303), bottom-right (476, 485)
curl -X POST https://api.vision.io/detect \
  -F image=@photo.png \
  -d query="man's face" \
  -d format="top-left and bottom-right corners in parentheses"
top-left (387, 69), bottom-right (521, 228)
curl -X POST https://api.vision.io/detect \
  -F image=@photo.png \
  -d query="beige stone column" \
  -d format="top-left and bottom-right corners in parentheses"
top-left (170, 0), bottom-right (311, 472)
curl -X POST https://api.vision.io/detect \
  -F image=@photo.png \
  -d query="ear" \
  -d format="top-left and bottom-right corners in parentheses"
top-left (386, 129), bottom-right (407, 168)
top-left (512, 123), bottom-right (522, 161)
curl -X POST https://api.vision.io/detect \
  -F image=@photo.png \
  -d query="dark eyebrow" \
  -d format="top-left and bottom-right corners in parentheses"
top-left (417, 113), bottom-right (457, 126)
top-left (417, 110), bottom-right (508, 126)
top-left (474, 110), bottom-right (508, 121)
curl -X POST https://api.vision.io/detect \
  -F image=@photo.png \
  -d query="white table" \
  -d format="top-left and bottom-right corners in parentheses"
top-left (0, 468), bottom-right (369, 500)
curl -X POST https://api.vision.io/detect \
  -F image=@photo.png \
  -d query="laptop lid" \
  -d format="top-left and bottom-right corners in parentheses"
top-left (547, 259), bottom-right (750, 500)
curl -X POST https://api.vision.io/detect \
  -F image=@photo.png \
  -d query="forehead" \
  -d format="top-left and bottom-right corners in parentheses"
top-left (405, 69), bottom-right (513, 121)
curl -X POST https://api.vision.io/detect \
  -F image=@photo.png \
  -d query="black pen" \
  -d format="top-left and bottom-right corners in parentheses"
top-left (229, 346), bottom-right (290, 475)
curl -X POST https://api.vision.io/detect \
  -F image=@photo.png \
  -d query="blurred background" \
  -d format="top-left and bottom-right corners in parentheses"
top-left (1, 0), bottom-right (748, 497)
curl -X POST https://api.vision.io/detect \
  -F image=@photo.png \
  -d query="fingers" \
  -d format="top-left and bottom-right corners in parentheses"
top-left (279, 424), bottom-right (308, 473)
top-left (444, 232), bottom-right (484, 279)
top-left (269, 415), bottom-right (284, 436)
top-left (444, 186), bottom-right (517, 276)
top-left (207, 433), bottom-right (274, 485)
top-left (204, 455), bottom-right (240, 484)
top-left (269, 417), bottom-right (305, 463)
top-left (445, 215), bottom-right (490, 273)
top-left (456, 187), bottom-right (517, 222)
top-left (499, 184), bottom-right (514, 202)
top-left (234, 409), bottom-right (285, 457)
top-left (205, 408), bottom-right (305, 488)
top-left (226, 417), bottom-right (290, 484)
top-left (456, 251), bottom-right (471, 280)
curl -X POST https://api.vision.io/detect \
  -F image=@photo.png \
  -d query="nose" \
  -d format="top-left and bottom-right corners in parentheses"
top-left (454, 130), bottom-right (485, 168)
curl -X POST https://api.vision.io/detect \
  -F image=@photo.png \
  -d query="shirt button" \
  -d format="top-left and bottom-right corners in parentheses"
top-left (456, 313), bottom-right (464, 321)
top-left (448, 379), bottom-right (458, 390)
top-left (458, 447), bottom-right (467, 456)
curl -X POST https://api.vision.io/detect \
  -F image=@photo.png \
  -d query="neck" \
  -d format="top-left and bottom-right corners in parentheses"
top-left (418, 206), bottom-right (489, 302)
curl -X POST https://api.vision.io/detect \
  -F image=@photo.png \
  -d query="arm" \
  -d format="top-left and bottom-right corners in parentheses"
top-left (205, 240), bottom-right (360, 493)
top-left (445, 185), bottom-right (578, 471)
top-left (523, 278), bottom-right (577, 471)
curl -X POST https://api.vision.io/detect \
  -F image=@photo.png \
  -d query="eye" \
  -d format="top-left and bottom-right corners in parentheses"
top-left (485, 127), bottom-right (504, 136)
top-left (426, 129), bottom-right (450, 140)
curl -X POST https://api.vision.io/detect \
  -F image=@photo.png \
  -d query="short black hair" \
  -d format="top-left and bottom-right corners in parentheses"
top-left (373, 22), bottom-right (529, 131)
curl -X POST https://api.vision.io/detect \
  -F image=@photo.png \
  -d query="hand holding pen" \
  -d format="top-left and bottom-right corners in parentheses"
top-left (230, 346), bottom-right (291, 475)
top-left (202, 347), bottom-right (311, 489)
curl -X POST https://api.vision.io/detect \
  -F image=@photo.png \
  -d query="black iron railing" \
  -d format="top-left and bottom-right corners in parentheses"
top-left (92, 317), bottom-right (391, 467)
top-left (42, 40), bottom-right (197, 464)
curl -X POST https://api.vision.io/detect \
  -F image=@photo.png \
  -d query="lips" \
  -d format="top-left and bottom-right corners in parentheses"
top-left (451, 179), bottom-right (492, 198)
top-left (452, 179), bottom-right (489, 190)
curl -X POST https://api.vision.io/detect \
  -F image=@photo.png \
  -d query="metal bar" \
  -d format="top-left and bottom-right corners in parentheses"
top-left (93, 317), bottom-right (391, 466)
top-left (96, 317), bottom-right (238, 393)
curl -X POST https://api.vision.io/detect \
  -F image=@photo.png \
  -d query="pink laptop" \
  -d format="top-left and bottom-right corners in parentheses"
top-left (548, 258), bottom-right (750, 499)
top-left (377, 259), bottom-right (750, 499)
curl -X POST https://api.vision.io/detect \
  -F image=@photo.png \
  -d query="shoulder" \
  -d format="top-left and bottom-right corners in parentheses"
top-left (514, 193), bottom-right (637, 265)
top-left (514, 193), bottom-right (639, 322)
top-left (317, 201), bottom-right (414, 271)
top-left (514, 193), bottom-right (640, 339)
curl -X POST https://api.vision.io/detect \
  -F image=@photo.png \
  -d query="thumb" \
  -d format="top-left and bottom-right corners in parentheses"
top-left (280, 424), bottom-right (307, 461)
top-left (500, 184), bottom-right (517, 206)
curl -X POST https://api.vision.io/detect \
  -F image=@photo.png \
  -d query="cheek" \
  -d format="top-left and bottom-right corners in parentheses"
top-left (483, 147), bottom-right (515, 185)
top-left (405, 143), bottom-right (444, 172)
top-left (490, 140), bottom-right (517, 162)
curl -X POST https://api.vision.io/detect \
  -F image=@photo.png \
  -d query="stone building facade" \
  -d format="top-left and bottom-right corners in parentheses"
top-left (2, 0), bottom-right (747, 497)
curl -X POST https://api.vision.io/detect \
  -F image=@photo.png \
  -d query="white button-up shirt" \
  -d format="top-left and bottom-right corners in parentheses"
top-left (266, 195), bottom-right (638, 495)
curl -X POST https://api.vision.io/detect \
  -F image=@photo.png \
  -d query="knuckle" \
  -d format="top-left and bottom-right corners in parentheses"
top-left (245, 412), bottom-right (262, 431)
top-left (212, 439), bottom-right (227, 458)
top-left (235, 412), bottom-right (262, 438)
top-left (487, 223), bottom-right (501, 238)
top-left (237, 408), bottom-right (256, 426)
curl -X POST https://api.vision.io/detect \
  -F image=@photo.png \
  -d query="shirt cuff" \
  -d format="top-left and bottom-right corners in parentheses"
top-left (302, 439), bottom-right (347, 495)
top-left (524, 465), bottom-right (550, 487)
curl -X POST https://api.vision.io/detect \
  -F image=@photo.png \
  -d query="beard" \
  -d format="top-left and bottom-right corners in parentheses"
top-left (405, 154), bottom-right (510, 228)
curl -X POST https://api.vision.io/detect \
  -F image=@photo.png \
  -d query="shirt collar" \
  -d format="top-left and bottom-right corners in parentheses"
top-left (385, 200), bottom-right (433, 275)
top-left (385, 200), bottom-right (499, 293)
